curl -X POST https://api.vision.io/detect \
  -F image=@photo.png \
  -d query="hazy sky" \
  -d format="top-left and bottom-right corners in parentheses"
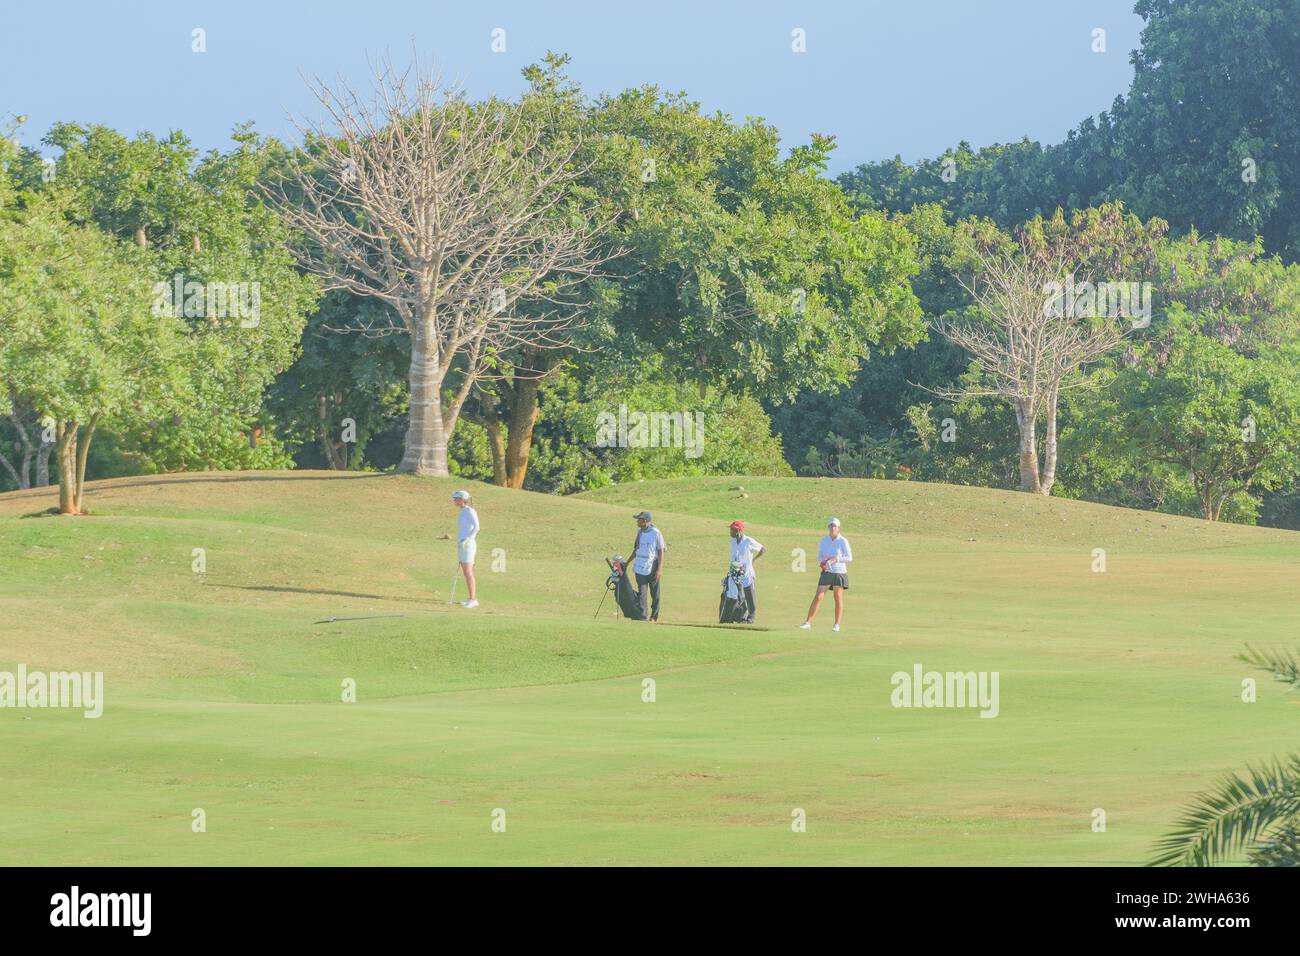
top-left (3, 0), bottom-right (1145, 174)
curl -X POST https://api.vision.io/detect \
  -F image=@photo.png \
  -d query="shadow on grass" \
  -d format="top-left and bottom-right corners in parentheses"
top-left (311, 614), bottom-right (408, 625)
top-left (207, 583), bottom-right (443, 606)
top-left (1, 471), bottom-right (390, 505)
top-left (640, 620), bottom-right (772, 633)
top-left (82, 472), bottom-right (388, 494)
top-left (19, 507), bottom-right (62, 519)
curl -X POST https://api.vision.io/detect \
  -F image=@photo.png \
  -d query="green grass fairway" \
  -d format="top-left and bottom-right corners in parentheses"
top-left (2, 472), bottom-right (1296, 865)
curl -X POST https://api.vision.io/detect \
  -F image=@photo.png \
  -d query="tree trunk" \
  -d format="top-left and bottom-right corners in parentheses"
top-left (18, 445), bottom-right (33, 488)
top-left (1039, 387), bottom-right (1059, 496)
top-left (73, 413), bottom-right (99, 514)
top-left (1013, 400), bottom-right (1041, 493)
top-left (1194, 471), bottom-right (1214, 520)
top-left (36, 436), bottom-right (52, 487)
top-left (7, 400), bottom-right (35, 488)
top-left (317, 395), bottom-right (346, 470)
top-left (494, 350), bottom-right (560, 491)
top-left (484, 417), bottom-right (508, 486)
top-left (1200, 479), bottom-right (1229, 522)
top-left (397, 326), bottom-right (450, 476)
top-left (56, 422), bottom-right (77, 514)
top-left (0, 447), bottom-right (20, 489)
top-left (11, 421), bottom-right (32, 494)
top-left (504, 375), bottom-right (541, 489)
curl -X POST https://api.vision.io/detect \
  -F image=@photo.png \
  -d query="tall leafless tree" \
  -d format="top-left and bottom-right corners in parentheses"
top-left (934, 209), bottom-right (1162, 494)
top-left (271, 53), bottom-right (609, 476)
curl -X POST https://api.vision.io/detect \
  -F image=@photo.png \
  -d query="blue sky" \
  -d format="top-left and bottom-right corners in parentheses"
top-left (2, 0), bottom-right (1144, 174)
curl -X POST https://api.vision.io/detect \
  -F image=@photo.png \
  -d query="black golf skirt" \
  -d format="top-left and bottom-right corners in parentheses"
top-left (817, 571), bottom-right (848, 589)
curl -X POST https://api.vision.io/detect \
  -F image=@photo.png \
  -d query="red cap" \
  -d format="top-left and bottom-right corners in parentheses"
top-left (729, 520), bottom-right (744, 531)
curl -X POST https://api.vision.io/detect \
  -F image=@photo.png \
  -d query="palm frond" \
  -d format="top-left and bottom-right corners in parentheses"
top-left (1249, 823), bottom-right (1300, 867)
top-left (1237, 644), bottom-right (1300, 688)
top-left (1149, 755), bottom-right (1300, 866)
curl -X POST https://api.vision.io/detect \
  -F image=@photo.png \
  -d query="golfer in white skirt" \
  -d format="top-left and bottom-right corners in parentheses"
top-left (452, 490), bottom-right (479, 608)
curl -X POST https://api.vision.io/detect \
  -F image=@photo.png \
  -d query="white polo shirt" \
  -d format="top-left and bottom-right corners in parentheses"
top-left (631, 525), bottom-right (666, 576)
top-left (729, 534), bottom-right (764, 587)
top-left (818, 534), bottom-right (852, 574)
top-left (457, 505), bottom-right (480, 543)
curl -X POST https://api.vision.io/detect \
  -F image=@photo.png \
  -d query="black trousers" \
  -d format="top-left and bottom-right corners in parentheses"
top-left (634, 572), bottom-right (661, 621)
top-left (744, 584), bottom-right (756, 623)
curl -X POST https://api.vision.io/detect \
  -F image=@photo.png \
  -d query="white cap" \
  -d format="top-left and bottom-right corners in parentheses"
top-left (828, 517), bottom-right (841, 527)
top-left (452, 490), bottom-right (470, 501)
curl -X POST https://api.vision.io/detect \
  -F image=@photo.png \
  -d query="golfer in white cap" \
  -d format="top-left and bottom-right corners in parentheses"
top-left (800, 517), bottom-right (851, 632)
top-left (452, 490), bottom-right (479, 608)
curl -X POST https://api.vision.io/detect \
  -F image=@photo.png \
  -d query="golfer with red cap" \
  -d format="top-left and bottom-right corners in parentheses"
top-left (728, 520), bottom-right (766, 624)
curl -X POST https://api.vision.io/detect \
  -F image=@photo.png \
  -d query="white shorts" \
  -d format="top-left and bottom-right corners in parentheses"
top-left (458, 538), bottom-right (477, 564)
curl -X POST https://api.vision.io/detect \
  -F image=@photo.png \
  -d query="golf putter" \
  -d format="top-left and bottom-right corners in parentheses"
top-left (448, 565), bottom-right (459, 605)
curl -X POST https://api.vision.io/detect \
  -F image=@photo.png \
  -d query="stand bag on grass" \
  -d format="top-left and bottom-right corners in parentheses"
top-left (606, 555), bottom-right (645, 620)
top-left (718, 562), bottom-right (749, 624)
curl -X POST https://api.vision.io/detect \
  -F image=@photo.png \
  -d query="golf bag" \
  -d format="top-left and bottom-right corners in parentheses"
top-left (606, 555), bottom-right (645, 620)
top-left (718, 562), bottom-right (750, 624)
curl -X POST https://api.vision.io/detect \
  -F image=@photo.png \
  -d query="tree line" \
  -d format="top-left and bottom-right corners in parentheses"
top-left (4, 0), bottom-right (1300, 526)
top-left (786, 0), bottom-right (1300, 526)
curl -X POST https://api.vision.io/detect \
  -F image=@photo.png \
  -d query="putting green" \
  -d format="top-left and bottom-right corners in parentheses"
top-left (0, 472), bottom-right (1295, 865)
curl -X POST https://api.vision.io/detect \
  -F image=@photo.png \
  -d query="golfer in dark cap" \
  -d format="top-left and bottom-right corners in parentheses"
top-left (629, 510), bottom-right (667, 622)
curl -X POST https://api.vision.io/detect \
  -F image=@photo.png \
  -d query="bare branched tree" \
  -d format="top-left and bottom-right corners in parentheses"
top-left (270, 52), bottom-right (610, 476)
top-left (933, 209), bottom-right (1162, 494)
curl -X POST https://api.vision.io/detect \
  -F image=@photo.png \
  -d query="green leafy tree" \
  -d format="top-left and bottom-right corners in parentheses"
top-left (266, 292), bottom-right (408, 470)
top-left (459, 55), bottom-right (623, 488)
top-left (802, 432), bottom-right (912, 481)
top-left (840, 1), bottom-right (1300, 264)
top-left (840, 139), bottom-right (1059, 227)
top-left (1064, 232), bottom-right (1300, 521)
top-left (0, 201), bottom-right (180, 512)
top-left (599, 94), bottom-right (923, 404)
top-left (469, 56), bottom-right (924, 489)
top-left (522, 364), bottom-right (793, 494)
top-left (771, 204), bottom-right (1019, 486)
top-left (1102, 0), bottom-right (1300, 258)
top-left (1113, 324), bottom-right (1300, 520)
top-left (0, 118), bottom-right (57, 491)
top-left (0, 116), bottom-right (17, 208)
top-left (32, 123), bottom-right (317, 474)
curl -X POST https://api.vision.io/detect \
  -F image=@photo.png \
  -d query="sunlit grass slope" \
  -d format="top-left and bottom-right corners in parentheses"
top-left (1, 472), bottom-right (1295, 864)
